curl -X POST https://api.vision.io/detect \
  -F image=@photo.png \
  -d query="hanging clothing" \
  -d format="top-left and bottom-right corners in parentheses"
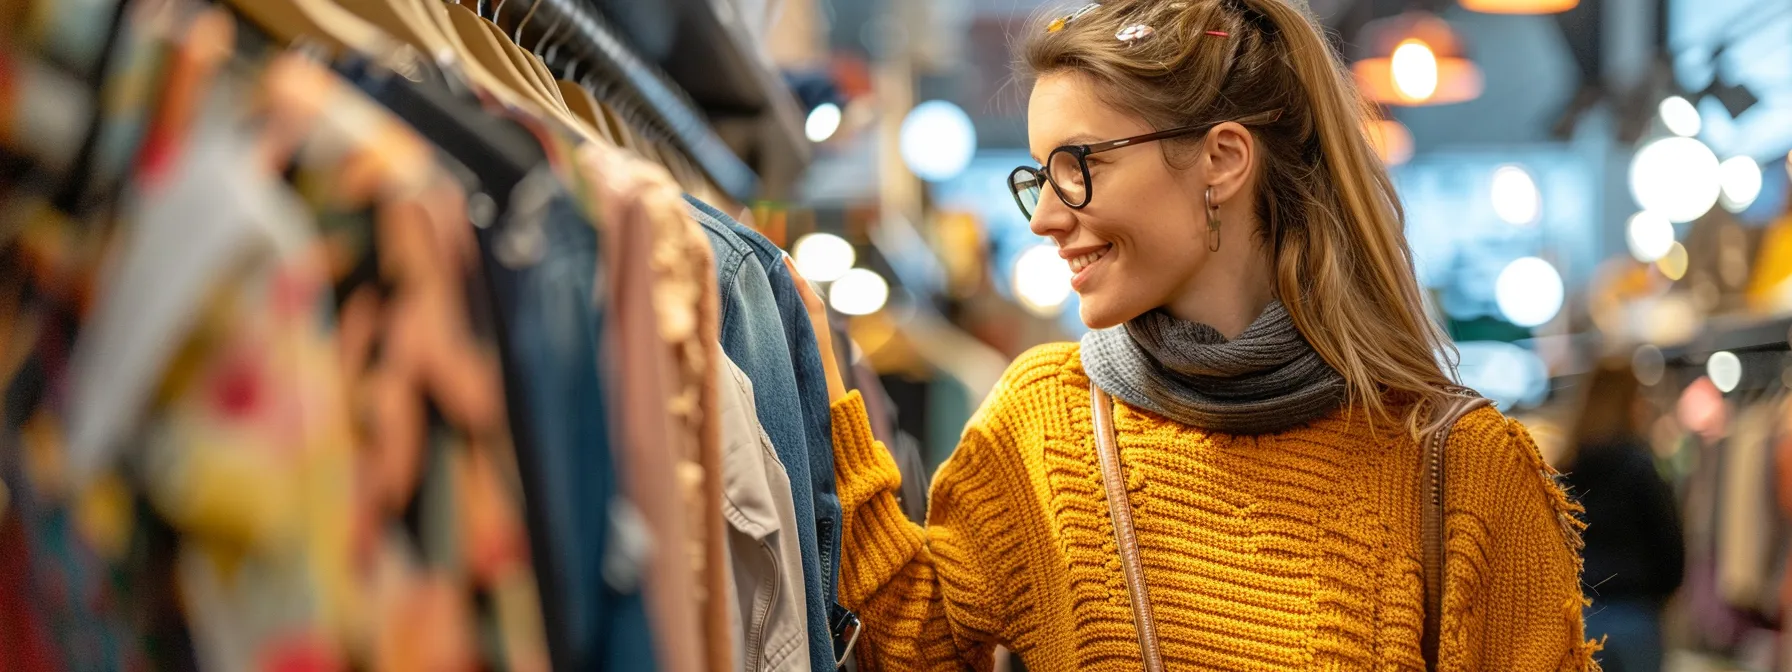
top-left (686, 196), bottom-right (841, 592)
top-left (695, 200), bottom-right (837, 672)
top-left (477, 173), bottom-right (659, 672)
top-left (828, 344), bottom-right (1598, 671)
top-left (719, 353), bottom-right (814, 672)
top-left (575, 139), bottom-right (708, 672)
top-left (1718, 403), bottom-right (1779, 613)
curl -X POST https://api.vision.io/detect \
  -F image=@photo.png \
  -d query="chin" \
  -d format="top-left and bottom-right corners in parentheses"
top-left (1076, 295), bottom-right (1133, 331)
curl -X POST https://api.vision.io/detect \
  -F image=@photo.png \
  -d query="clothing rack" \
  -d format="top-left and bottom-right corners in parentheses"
top-left (513, 0), bottom-right (800, 202)
top-left (1661, 314), bottom-right (1792, 364)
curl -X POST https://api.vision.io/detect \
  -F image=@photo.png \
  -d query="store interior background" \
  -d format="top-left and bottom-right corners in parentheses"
top-left (3, 0), bottom-right (1789, 668)
top-left (753, 0), bottom-right (1792, 669)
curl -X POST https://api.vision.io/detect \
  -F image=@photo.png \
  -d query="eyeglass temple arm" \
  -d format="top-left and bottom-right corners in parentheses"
top-left (1083, 109), bottom-right (1284, 155)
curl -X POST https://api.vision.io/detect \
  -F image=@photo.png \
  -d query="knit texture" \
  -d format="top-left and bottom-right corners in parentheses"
top-left (833, 343), bottom-right (1601, 672)
top-left (1080, 302), bottom-right (1348, 435)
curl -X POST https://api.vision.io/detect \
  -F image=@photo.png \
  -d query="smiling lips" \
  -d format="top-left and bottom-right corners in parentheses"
top-left (1064, 244), bottom-right (1111, 274)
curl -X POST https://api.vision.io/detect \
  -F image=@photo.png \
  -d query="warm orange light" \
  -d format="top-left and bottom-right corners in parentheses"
top-left (1352, 11), bottom-right (1483, 106)
top-left (1366, 119), bottom-right (1414, 166)
top-left (1390, 40), bottom-right (1438, 101)
top-left (1354, 56), bottom-right (1483, 105)
top-left (1459, 0), bottom-right (1579, 13)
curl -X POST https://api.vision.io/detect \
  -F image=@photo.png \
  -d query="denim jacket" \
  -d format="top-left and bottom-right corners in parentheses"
top-left (694, 201), bottom-right (838, 672)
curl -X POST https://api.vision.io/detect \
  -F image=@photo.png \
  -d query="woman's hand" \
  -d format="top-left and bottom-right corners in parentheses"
top-left (785, 256), bottom-right (851, 404)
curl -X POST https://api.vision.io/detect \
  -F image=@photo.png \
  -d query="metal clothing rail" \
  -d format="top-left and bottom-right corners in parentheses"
top-left (520, 0), bottom-right (760, 200)
top-left (1661, 314), bottom-right (1792, 363)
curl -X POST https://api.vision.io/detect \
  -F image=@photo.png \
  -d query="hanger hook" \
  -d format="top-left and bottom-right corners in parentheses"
top-left (492, 0), bottom-right (507, 21)
top-left (541, 15), bottom-right (568, 72)
top-left (523, 1), bottom-right (555, 54)
top-left (514, 0), bottom-right (546, 45)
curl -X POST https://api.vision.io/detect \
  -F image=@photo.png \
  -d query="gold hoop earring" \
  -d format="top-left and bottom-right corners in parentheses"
top-left (1204, 186), bottom-right (1222, 252)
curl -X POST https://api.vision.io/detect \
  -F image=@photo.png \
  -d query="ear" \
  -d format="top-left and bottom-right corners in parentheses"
top-left (1201, 121), bottom-right (1256, 206)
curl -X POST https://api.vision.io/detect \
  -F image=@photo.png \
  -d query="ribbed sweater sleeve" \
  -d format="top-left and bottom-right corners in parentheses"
top-left (1440, 408), bottom-right (1603, 672)
top-left (831, 391), bottom-right (1004, 672)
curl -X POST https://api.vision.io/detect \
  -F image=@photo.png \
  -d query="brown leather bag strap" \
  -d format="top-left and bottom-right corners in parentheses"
top-left (1092, 385), bottom-right (1167, 672)
top-left (1419, 392), bottom-right (1492, 671)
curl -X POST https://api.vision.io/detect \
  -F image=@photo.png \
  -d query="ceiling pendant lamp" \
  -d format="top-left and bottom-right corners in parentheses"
top-left (1459, 0), bottom-right (1578, 14)
top-left (1352, 11), bottom-right (1483, 106)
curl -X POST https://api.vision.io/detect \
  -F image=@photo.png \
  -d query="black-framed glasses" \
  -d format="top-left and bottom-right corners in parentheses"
top-left (1007, 109), bottom-right (1284, 220)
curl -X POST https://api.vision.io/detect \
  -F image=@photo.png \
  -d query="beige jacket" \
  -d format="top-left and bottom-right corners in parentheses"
top-left (718, 355), bottom-right (812, 672)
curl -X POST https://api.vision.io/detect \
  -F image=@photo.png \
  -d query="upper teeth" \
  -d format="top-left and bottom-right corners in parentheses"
top-left (1069, 247), bottom-right (1109, 273)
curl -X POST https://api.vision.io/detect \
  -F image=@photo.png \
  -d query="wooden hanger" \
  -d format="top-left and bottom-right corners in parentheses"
top-left (409, 0), bottom-right (539, 112)
top-left (332, 0), bottom-right (420, 47)
top-left (327, 0), bottom-right (552, 128)
top-left (595, 100), bottom-right (639, 153)
top-left (443, 1), bottom-right (555, 110)
top-left (556, 81), bottom-right (608, 141)
top-left (523, 53), bottom-right (568, 109)
top-left (488, 20), bottom-right (559, 105)
top-left (466, 0), bottom-right (608, 143)
top-left (224, 0), bottom-right (396, 58)
top-left (478, 0), bottom-right (558, 109)
top-left (496, 0), bottom-right (568, 111)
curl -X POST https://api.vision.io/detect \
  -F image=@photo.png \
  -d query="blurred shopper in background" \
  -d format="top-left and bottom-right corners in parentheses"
top-left (1563, 359), bottom-right (1686, 672)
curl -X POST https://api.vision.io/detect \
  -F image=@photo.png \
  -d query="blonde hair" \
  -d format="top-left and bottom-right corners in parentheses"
top-left (1021, 0), bottom-right (1458, 433)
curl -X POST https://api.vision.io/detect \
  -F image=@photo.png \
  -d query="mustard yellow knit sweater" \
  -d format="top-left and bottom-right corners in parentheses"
top-left (831, 343), bottom-right (1601, 671)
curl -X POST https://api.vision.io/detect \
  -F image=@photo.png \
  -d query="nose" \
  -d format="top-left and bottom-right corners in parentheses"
top-left (1027, 182), bottom-right (1077, 242)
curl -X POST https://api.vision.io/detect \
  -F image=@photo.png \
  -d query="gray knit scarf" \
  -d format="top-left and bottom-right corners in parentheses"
top-left (1080, 301), bottom-right (1348, 435)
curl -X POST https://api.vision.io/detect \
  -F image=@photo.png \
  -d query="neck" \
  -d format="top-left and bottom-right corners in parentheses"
top-left (1161, 239), bottom-right (1276, 339)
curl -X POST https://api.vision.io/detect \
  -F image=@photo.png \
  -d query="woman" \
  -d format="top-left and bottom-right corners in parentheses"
top-left (793, 0), bottom-right (1599, 668)
top-left (1559, 361), bottom-right (1683, 672)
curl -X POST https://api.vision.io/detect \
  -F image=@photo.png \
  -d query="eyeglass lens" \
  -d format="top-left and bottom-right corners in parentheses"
top-left (1010, 168), bottom-right (1043, 219)
top-left (1047, 149), bottom-right (1087, 206)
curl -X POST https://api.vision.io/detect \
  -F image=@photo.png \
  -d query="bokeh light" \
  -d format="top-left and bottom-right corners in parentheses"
top-left (805, 102), bottom-right (842, 143)
top-left (1391, 39), bottom-right (1439, 102)
top-left (1012, 244), bottom-right (1073, 316)
top-left (1718, 156), bottom-right (1763, 212)
top-left (1494, 256), bottom-right (1565, 328)
top-left (792, 232), bottom-right (856, 282)
top-left (1625, 211), bottom-right (1676, 263)
top-left (899, 100), bottom-right (976, 182)
top-left (1490, 164), bottom-right (1541, 226)
top-left (1657, 241), bottom-right (1690, 280)
top-left (1708, 351), bottom-right (1743, 393)
top-left (1630, 136), bottom-right (1722, 223)
top-left (828, 268), bottom-right (889, 315)
top-left (1658, 96), bottom-right (1701, 137)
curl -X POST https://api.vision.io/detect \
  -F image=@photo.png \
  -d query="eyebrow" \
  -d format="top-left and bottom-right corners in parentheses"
top-left (1029, 133), bottom-right (1104, 164)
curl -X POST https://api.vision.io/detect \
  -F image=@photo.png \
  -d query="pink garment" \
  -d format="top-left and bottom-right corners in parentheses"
top-left (578, 141), bottom-right (730, 672)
